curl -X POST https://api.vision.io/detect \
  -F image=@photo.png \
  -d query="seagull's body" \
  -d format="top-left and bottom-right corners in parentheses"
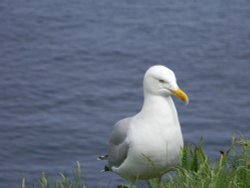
top-left (110, 97), bottom-right (183, 180)
top-left (100, 65), bottom-right (188, 182)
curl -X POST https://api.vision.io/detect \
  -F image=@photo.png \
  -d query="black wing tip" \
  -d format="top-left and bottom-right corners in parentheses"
top-left (104, 165), bottom-right (110, 171)
top-left (97, 155), bottom-right (108, 160)
top-left (100, 165), bottom-right (111, 172)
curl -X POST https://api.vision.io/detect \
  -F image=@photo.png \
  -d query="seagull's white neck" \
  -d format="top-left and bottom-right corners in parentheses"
top-left (139, 93), bottom-right (179, 125)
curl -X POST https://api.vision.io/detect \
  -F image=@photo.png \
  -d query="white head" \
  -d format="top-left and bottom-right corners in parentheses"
top-left (143, 65), bottom-right (189, 103)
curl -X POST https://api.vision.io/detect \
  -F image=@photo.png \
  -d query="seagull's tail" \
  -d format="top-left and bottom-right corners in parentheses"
top-left (97, 155), bottom-right (111, 172)
top-left (97, 154), bottom-right (108, 160)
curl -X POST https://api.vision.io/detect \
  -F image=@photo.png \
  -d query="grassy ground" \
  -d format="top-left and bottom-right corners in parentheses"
top-left (22, 137), bottom-right (250, 188)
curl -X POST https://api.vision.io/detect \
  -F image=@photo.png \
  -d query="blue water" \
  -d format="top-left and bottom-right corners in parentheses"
top-left (1, 0), bottom-right (250, 187)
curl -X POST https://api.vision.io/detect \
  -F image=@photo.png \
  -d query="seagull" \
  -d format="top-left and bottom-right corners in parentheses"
top-left (99, 65), bottom-right (189, 185)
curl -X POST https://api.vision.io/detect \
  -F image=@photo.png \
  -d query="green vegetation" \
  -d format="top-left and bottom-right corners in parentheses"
top-left (22, 161), bottom-right (86, 188)
top-left (22, 137), bottom-right (250, 188)
top-left (150, 137), bottom-right (250, 188)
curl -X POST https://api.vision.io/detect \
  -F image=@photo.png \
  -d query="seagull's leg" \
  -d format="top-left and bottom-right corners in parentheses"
top-left (157, 176), bottom-right (164, 188)
top-left (129, 179), bottom-right (136, 188)
top-left (117, 180), bottom-right (136, 188)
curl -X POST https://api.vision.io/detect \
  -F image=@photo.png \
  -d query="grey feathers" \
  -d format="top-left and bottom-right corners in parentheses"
top-left (108, 118), bottom-right (131, 169)
top-left (98, 118), bottom-right (131, 172)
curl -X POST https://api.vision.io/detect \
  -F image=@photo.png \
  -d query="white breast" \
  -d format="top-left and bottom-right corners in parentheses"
top-left (115, 125), bottom-right (183, 180)
top-left (114, 97), bottom-right (184, 180)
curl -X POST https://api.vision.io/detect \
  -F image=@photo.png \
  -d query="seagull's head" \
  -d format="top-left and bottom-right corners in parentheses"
top-left (143, 65), bottom-right (189, 104)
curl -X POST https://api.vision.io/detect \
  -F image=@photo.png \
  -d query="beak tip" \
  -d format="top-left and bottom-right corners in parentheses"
top-left (171, 88), bottom-right (189, 105)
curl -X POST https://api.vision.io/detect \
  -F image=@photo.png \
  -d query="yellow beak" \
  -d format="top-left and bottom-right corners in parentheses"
top-left (171, 88), bottom-right (189, 104)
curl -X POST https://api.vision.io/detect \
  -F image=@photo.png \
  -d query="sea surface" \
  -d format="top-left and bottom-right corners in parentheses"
top-left (1, 0), bottom-right (250, 187)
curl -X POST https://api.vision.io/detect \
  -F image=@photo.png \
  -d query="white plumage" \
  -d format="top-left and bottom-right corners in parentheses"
top-left (100, 65), bottom-right (189, 182)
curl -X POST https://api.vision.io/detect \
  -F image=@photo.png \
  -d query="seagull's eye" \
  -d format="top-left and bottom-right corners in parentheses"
top-left (159, 79), bottom-right (165, 83)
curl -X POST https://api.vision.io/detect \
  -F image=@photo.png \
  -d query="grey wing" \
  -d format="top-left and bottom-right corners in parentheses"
top-left (108, 117), bottom-right (131, 169)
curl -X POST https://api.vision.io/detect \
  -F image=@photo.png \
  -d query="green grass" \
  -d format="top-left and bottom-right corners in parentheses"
top-left (22, 161), bottom-right (86, 188)
top-left (22, 137), bottom-right (250, 188)
top-left (160, 137), bottom-right (250, 188)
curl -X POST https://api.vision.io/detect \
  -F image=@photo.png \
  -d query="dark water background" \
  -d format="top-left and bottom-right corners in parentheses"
top-left (1, 0), bottom-right (250, 187)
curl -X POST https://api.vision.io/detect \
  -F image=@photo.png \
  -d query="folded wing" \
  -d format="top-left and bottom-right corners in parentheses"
top-left (108, 118), bottom-right (131, 169)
